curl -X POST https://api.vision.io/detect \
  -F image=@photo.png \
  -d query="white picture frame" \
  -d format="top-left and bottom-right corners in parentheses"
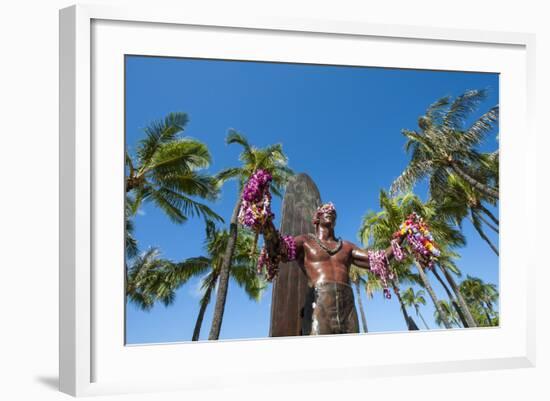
top-left (59, 3), bottom-right (536, 397)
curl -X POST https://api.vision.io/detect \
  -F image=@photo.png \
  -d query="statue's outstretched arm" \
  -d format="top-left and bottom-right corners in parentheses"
top-left (261, 219), bottom-right (305, 264)
top-left (351, 235), bottom-right (406, 269)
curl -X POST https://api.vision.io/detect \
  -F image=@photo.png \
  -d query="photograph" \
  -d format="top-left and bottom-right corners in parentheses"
top-left (124, 55), bottom-right (500, 344)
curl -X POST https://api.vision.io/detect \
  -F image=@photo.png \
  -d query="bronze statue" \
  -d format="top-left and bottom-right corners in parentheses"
top-left (263, 202), bottom-right (404, 335)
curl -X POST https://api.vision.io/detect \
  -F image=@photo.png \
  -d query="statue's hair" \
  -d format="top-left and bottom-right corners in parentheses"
top-left (312, 202), bottom-right (337, 225)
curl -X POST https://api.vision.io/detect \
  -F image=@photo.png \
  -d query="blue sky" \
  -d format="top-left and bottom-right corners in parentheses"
top-left (125, 55), bottom-right (499, 344)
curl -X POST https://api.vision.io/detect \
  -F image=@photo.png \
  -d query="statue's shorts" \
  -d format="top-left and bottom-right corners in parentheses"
top-left (311, 281), bottom-right (360, 335)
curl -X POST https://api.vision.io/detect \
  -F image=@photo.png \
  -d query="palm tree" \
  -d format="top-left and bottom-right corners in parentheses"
top-left (434, 300), bottom-right (462, 328)
top-left (125, 195), bottom-right (139, 259)
top-left (459, 275), bottom-right (499, 326)
top-left (126, 248), bottom-right (210, 311)
top-left (363, 268), bottom-right (419, 331)
top-left (358, 190), bottom-right (465, 330)
top-left (427, 247), bottom-right (477, 328)
top-left (349, 265), bottom-right (369, 333)
top-left (402, 287), bottom-right (430, 329)
top-left (435, 174), bottom-right (499, 255)
top-left (125, 112), bottom-right (222, 224)
top-left (126, 227), bottom-right (266, 340)
top-left (436, 259), bottom-right (477, 328)
top-left (391, 89), bottom-right (499, 200)
top-left (191, 226), bottom-right (266, 341)
top-left (208, 130), bottom-right (294, 340)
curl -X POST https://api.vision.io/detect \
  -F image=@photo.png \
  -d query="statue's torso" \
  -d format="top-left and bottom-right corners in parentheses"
top-left (301, 236), bottom-right (354, 286)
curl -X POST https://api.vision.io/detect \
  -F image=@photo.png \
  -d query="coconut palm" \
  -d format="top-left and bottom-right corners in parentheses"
top-left (125, 112), bottom-right (222, 224)
top-left (125, 195), bottom-right (139, 259)
top-left (402, 287), bottom-right (430, 330)
top-left (126, 248), bottom-right (210, 311)
top-left (459, 275), bottom-right (499, 326)
top-left (429, 247), bottom-right (477, 328)
top-left (434, 300), bottom-right (462, 328)
top-left (208, 130), bottom-right (294, 340)
top-left (190, 226), bottom-right (266, 341)
top-left (359, 190), bottom-right (465, 329)
top-left (126, 227), bottom-right (266, 340)
top-left (394, 284), bottom-right (420, 331)
top-left (391, 89), bottom-right (499, 200)
top-left (363, 268), bottom-right (419, 330)
top-left (349, 265), bottom-right (369, 333)
top-left (435, 174), bottom-right (499, 255)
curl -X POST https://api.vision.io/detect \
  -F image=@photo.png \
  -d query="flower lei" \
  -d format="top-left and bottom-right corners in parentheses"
top-left (391, 212), bottom-right (440, 269)
top-left (368, 213), bottom-right (440, 299)
top-left (367, 250), bottom-right (394, 299)
top-left (238, 169), bottom-right (274, 231)
top-left (312, 202), bottom-right (336, 225)
top-left (257, 235), bottom-right (297, 281)
top-left (238, 169), bottom-right (297, 281)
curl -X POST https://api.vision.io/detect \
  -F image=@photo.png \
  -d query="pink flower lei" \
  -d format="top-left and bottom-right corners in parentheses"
top-left (367, 250), bottom-right (394, 299)
top-left (238, 169), bottom-right (275, 231)
top-left (257, 235), bottom-right (297, 281)
top-left (238, 169), bottom-right (297, 281)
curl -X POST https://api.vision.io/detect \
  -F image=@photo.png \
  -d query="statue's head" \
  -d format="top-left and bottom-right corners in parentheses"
top-left (312, 202), bottom-right (337, 228)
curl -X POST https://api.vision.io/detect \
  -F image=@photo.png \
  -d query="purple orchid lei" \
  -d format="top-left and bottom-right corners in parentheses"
top-left (367, 250), bottom-right (395, 299)
top-left (238, 169), bottom-right (297, 281)
top-left (257, 235), bottom-right (297, 281)
top-left (238, 169), bottom-right (275, 231)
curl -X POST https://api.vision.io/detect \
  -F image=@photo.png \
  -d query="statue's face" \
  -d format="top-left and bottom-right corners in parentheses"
top-left (318, 210), bottom-right (336, 227)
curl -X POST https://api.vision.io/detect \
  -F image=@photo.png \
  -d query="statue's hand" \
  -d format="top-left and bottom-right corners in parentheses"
top-left (399, 232), bottom-right (407, 244)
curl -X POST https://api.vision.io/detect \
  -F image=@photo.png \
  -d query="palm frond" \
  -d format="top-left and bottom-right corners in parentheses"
top-left (154, 187), bottom-right (223, 223)
top-left (442, 89), bottom-right (487, 133)
top-left (146, 139), bottom-right (211, 174)
top-left (158, 172), bottom-right (220, 201)
top-left (461, 106), bottom-right (499, 149)
top-left (215, 167), bottom-right (244, 184)
top-left (137, 112), bottom-right (189, 164)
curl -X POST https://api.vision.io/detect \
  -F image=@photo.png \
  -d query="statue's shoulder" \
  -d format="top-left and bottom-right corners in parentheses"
top-left (341, 239), bottom-right (359, 250)
top-left (294, 233), bottom-right (311, 245)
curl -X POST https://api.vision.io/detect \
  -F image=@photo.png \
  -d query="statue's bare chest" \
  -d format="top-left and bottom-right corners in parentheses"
top-left (303, 238), bottom-right (351, 265)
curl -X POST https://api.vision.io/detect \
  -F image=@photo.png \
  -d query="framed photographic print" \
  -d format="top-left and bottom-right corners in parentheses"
top-left (59, 4), bottom-right (536, 397)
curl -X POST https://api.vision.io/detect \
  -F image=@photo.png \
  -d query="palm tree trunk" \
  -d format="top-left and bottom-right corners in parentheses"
top-left (407, 315), bottom-right (420, 330)
top-left (483, 302), bottom-right (494, 326)
top-left (431, 267), bottom-right (467, 328)
top-left (439, 265), bottom-right (477, 328)
top-left (416, 308), bottom-right (430, 330)
top-left (483, 308), bottom-right (492, 326)
top-left (479, 204), bottom-right (499, 226)
top-left (415, 262), bottom-right (452, 329)
top-left (392, 280), bottom-right (418, 331)
top-left (468, 213), bottom-right (499, 256)
top-left (474, 209), bottom-right (499, 233)
top-left (208, 196), bottom-right (242, 340)
top-left (354, 281), bottom-right (368, 333)
top-left (192, 282), bottom-right (215, 341)
top-left (450, 161), bottom-right (499, 200)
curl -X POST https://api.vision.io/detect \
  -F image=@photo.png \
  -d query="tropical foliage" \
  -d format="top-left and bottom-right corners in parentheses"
top-left (402, 287), bottom-right (429, 329)
top-left (126, 247), bottom-right (209, 311)
top-left (190, 225), bottom-right (266, 340)
top-left (207, 130), bottom-right (293, 340)
top-left (125, 112), bottom-right (222, 224)
top-left (124, 88), bottom-right (499, 341)
top-left (391, 89), bottom-right (499, 200)
top-left (459, 275), bottom-right (499, 326)
top-left (358, 190), bottom-right (466, 330)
